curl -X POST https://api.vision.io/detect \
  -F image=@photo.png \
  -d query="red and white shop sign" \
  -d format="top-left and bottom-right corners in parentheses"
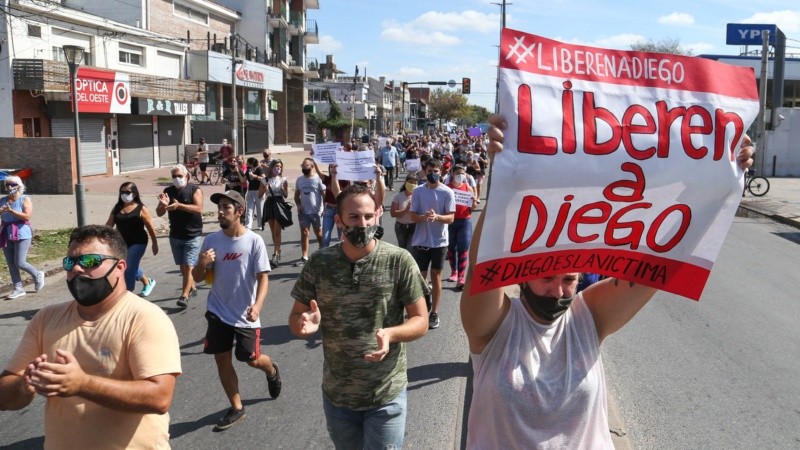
top-left (73, 68), bottom-right (131, 114)
top-left (473, 28), bottom-right (759, 300)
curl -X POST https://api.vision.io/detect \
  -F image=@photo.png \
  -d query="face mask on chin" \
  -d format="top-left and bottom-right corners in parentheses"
top-left (519, 282), bottom-right (575, 322)
top-left (67, 263), bottom-right (119, 307)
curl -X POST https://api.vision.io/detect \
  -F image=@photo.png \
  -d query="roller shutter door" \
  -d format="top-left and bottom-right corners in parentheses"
top-left (158, 116), bottom-right (184, 166)
top-left (51, 118), bottom-right (107, 176)
top-left (118, 116), bottom-right (154, 172)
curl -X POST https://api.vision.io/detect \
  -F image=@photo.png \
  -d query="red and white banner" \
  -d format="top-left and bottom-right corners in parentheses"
top-left (73, 68), bottom-right (131, 114)
top-left (472, 29), bottom-right (759, 300)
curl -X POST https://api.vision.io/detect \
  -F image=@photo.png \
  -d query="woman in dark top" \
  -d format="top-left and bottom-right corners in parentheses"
top-left (105, 182), bottom-right (159, 296)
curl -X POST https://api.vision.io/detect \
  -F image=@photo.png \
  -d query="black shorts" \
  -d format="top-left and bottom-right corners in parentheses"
top-left (199, 162), bottom-right (208, 171)
top-left (412, 246), bottom-right (447, 272)
top-left (203, 311), bottom-right (261, 362)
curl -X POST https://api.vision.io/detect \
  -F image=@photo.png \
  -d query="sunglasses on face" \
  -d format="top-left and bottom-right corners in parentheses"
top-left (62, 254), bottom-right (119, 271)
top-left (5, 183), bottom-right (18, 187)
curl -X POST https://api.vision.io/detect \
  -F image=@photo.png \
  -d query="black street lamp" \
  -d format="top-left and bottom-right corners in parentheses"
top-left (62, 45), bottom-right (86, 227)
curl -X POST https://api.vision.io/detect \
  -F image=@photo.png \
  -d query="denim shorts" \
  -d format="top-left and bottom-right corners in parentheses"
top-left (169, 236), bottom-right (202, 266)
top-left (299, 211), bottom-right (322, 229)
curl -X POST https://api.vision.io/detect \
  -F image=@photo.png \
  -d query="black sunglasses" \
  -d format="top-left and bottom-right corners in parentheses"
top-left (63, 254), bottom-right (119, 271)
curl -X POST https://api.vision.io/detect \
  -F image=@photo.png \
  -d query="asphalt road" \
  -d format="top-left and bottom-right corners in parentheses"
top-left (602, 212), bottom-right (800, 449)
top-left (0, 206), bottom-right (472, 449)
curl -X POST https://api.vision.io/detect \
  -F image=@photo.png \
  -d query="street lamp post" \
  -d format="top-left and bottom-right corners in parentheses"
top-left (63, 44), bottom-right (86, 227)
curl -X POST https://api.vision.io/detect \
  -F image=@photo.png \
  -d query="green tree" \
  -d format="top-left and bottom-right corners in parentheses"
top-left (462, 104), bottom-right (491, 126)
top-left (428, 88), bottom-right (469, 125)
top-left (307, 89), bottom-right (365, 141)
top-left (630, 38), bottom-right (692, 55)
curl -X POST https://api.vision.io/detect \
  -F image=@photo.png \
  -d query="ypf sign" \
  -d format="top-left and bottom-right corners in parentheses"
top-left (726, 24), bottom-right (777, 45)
top-left (73, 68), bottom-right (131, 114)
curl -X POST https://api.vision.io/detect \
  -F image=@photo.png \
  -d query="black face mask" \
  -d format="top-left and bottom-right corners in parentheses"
top-left (520, 282), bottom-right (575, 322)
top-left (67, 263), bottom-right (119, 307)
top-left (302, 167), bottom-right (312, 175)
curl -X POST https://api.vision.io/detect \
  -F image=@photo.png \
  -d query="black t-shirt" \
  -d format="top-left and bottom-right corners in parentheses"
top-left (164, 184), bottom-right (203, 239)
top-left (246, 166), bottom-right (264, 190)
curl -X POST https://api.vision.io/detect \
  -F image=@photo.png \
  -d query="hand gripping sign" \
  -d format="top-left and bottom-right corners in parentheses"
top-left (473, 29), bottom-right (759, 300)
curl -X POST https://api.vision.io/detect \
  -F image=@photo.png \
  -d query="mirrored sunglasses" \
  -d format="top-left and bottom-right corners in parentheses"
top-left (63, 254), bottom-right (119, 271)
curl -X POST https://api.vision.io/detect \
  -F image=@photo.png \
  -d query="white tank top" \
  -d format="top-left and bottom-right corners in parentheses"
top-left (468, 293), bottom-right (613, 449)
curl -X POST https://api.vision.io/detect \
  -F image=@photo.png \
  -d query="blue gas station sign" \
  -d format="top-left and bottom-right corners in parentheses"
top-left (726, 24), bottom-right (777, 45)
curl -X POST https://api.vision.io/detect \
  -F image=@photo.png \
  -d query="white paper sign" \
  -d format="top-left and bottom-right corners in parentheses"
top-left (312, 143), bottom-right (341, 165)
top-left (378, 137), bottom-right (389, 149)
top-left (335, 151), bottom-right (376, 181)
top-left (453, 189), bottom-right (474, 207)
top-left (405, 158), bottom-right (421, 172)
top-left (473, 28), bottom-right (759, 300)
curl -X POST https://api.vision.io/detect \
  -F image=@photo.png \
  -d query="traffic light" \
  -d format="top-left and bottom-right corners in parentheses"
top-left (462, 77), bottom-right (471, 94)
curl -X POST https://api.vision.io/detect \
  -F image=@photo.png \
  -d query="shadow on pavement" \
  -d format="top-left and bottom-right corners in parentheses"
top-left (260, 324), bottom-right (304, 347)
top-left (407, 361), bottom-right (471, 390)
top-left (0, 308), bottom-right (39, 321)
top-left (0, 435), bottom-right (44, 449)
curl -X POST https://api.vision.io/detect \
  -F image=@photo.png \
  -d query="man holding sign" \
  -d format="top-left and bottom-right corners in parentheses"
top-left (461, 28), bottom-right (757, 449)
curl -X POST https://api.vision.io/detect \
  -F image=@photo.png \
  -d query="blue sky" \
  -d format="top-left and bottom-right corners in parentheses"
top-left (306, 0), bottom-right (800, 110)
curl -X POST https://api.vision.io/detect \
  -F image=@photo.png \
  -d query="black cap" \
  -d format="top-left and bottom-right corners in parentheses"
top-left (210, 190), bottom-right (245, 208)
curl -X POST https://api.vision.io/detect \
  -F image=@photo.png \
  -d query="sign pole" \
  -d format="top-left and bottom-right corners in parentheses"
top-left (755, 31), bottom-right (769, 174)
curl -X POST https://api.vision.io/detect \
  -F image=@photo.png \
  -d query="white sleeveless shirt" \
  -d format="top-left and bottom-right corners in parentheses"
top-left (468, 293), bottom-right (613, 449)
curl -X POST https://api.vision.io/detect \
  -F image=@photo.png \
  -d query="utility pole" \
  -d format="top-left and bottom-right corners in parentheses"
top-left (755, 31), bottom-right (769, 174)
top-left (492, 0), bottom-right (510, 113)
top-left (231, 36), bottom-right (240, 155)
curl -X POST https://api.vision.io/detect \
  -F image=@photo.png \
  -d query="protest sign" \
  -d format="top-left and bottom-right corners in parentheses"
top-left (473, 28), bottom-right (759, 300)
top-left (378, 137), bottom-right (389, 149)
top-left (335, 150), bottom-right (376, 181)
top-left (405, 158), bottom-right (421, 172)
top-left (312, 142), bottom-right (341, 165)
top-left (453, 189), bottom-right (474, 207)
top-left (469, 127), bottom-right (482, 137)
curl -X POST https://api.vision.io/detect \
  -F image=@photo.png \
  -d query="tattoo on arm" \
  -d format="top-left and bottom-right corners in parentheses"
top-left (609, 278), bottom-right (635, 288)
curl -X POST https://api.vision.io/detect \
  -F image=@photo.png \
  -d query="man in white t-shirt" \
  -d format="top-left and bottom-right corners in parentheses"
top-left (192, 190), bottom-right (282, 431)
top-left (0, 225), bottom-right (181, 448)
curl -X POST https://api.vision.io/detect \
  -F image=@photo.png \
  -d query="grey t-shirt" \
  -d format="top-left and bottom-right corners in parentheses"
top-left (202, 230), bottom-right (270, 328)
top-left (410, 183), bottom-right (455, 248)
top-left (296, 175), bottom-right (325, 216)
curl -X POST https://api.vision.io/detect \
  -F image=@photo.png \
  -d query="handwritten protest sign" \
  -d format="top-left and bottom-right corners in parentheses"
top-left (473, 28), bottom-right (759, 300)
top-left (335, 150), bottom-right (376, 181)
top-left (453, 189), bottom-right (474, 208)
top-left (405, 158), bottom-right (421, 172)
top-left (312, 143), bottom-right (341, 165)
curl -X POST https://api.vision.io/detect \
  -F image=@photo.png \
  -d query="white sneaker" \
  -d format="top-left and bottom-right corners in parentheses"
top-left (7, 288), bottom-right (26, 299)
top-left (35, 272), bottom-right (45, 291)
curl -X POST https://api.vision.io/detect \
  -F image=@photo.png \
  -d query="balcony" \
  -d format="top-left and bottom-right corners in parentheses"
top-left (288, 52), bottom-right (304, 74)
top-left (267, 6), bottom-right (288, 28)
top-left (304, 19), bottom-right (319, 44)
top-left (306, 57), bottom-right (319, 79)
top-left (289, 11), bottom-right (305, 36)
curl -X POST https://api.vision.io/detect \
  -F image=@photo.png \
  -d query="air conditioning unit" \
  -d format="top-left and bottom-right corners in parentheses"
top-left (211, 43), bottom-right (229, 55)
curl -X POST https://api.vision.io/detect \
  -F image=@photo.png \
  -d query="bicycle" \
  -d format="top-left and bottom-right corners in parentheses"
top-left (186, 156), bottom-right (223, 185)
top-left (743, 168), bottom-right (770, 197)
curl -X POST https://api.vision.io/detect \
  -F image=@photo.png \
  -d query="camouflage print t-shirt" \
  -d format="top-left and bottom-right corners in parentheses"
top-left (291, 240), bottom-right (429, 410)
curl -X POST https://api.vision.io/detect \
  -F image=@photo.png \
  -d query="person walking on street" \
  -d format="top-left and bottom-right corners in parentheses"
top-left (294, 157), bottom-right (325, 266)
top-left (105, 182), bottom-right (158, 297)
top-left (289, 184), bottom-right (429, 449)
top-left (0, 175), bottom-right (44, 299)
top-left (317, 162), bottom-right (349, 248)
top-left (196, 137), bottom-right (210, 184)
top-left (0, 225), bottom-right (181, 448)
top-left (243, 157), bottom-right (266, 230)
top-left (193, 191), bottom-right (281, 431)
top-left (259, 159), bottom-right (288, 267)
top-left (390, 173), bottom-right (418, 251)
top-left (445, 166), bottom-right (476, 291)
top-left (380, 139), bottom-right (399, 190)
top-left (157, 164), bottom-right (203, 308)
top-left (220, 138), bottom-right (234, 173)
top-left (409, 159), bottom-right (455, 329)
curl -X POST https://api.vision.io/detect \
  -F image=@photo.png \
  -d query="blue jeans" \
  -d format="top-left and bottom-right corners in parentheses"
top-left (322, 388), bottom-right (407, 450)
top-left (2, 239), bottom-right (39, 288)
top-left (124, 243), bottom-right (146, 291)
top-left (321, 204), bottom-right (341, 248)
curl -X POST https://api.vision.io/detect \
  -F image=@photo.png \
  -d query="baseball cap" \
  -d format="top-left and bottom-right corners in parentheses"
top-left (210, 190), bottom-right (245, 208)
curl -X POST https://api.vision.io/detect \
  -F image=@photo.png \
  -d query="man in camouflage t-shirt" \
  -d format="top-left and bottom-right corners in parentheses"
top-left (289, 185), bottom-right (429, 450)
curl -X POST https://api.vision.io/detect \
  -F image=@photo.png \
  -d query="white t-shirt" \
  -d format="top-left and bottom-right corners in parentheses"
top-left (264, 176), bottom-right (287, 197)
top-left (202, 230), bottom-right (271, 328)
top-left (468, 293), bottom-right (613, 449)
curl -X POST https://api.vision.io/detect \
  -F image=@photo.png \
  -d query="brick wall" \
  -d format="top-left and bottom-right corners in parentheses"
top-left (286, 77), bottom-right (306, 143)
top-left (13, 91), bottom-right (51, 138)
top-left (273, 79), bottom-right (288, 145)
top-left (149, 0), bottom-right (235, 51)
top-left (0, 138), bottom-right (76, 194)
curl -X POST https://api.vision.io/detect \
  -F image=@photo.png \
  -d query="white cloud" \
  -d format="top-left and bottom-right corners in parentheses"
top-left (310, 34), bottom-right (343, 54)
top-left (593, 34), bottom-right (647, 49)
top-left (685, 42), bottom-right (715, 54)
top-left (658, 12), bottom-right (695, 26)
top-left (396, 67), bottom-right (427, 78)
top-left (741, 10), bottom-right (800, 33)
top-left (381, 10), bottom-right (499, 47)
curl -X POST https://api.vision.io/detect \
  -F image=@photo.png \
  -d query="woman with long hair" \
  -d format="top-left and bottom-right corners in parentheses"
top-left (105, 181), bottom-right (159, 296)
top-left (390, 173), bottom-right (418, 251)
top-left (0, 176), bottom-right (44, 299)
top-left (259, 159), bottom-right (288, 267)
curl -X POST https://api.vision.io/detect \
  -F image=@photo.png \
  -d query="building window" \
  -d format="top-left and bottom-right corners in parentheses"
top-left (22, 118), bottom-right (41, 137)
top-left (27, 24), bottom-right (41, 38)
top-left (119, 44), bottom-right (144, 66)
top-left (244, 90), bottom-right (261, 120)
top-left (52, 46), bottom-right (92, 65)
top-left (174, 2), bottom-right (209, 25)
